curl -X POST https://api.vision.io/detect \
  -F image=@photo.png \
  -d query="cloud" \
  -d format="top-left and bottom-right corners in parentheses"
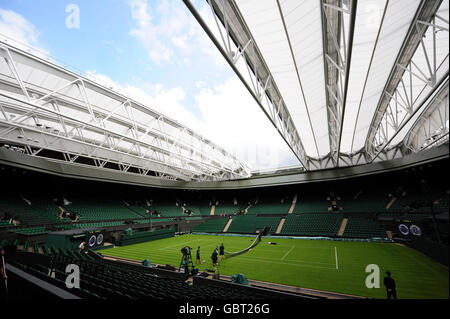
top-left (128, 0), bottom-right (227, 68)
top-left (86, 70), bottom-right (202, 130)
top-left (194, 76), bottom-right (298, 170)
top-left (129, 0), bottom-right (192, 64)
top-left (0, 8), bottom-right (48, 57)
top-left (86, 70), bottom-right (298, 170)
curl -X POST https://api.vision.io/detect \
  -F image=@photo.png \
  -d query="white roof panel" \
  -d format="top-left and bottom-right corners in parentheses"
top-left (236, 0), bottom-right (329, 157)
top-left (348, 0), bottom-right (422, 152)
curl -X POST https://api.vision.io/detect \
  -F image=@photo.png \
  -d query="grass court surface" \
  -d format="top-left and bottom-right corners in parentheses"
top-left (99, 234), bottom-right (449, 299)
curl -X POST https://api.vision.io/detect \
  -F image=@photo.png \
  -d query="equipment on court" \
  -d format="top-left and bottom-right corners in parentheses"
top-left (179, 246), bottom-right (195, 274)
top-left (142, 259), bottom-right (151, 267)
top-left (224, 233), bottom-right (262, 259)
top-left (231, 273), bottom-right (249, 286)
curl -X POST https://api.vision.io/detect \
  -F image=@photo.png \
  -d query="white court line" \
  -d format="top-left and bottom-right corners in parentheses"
top-left (237, 255), bottom-right (336, 270)
top-left (158, 238), bottom-right (204, 250)
top-left (335, 246), bottom-right (339, 270)
top-left (281, 245), bottom-right (295, 260)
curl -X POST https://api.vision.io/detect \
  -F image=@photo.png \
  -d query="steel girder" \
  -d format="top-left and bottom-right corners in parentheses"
top-left (0, 43), bottom-right (251, 181)
top-left (403, 80), bottom-right (449, 153)
top-left (365, 0), bottom-right (449, 162)
top-left (321, 0), bottom-right (357, 167)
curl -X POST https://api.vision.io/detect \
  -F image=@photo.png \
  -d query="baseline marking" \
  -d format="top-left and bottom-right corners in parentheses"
top-left (158, 238), bottom-right (204, 250)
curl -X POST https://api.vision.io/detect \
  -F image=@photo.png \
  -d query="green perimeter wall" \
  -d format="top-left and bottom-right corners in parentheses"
top-left (120, 227), bottom-right (175, 246)
top-left (45, 233), bottom-right (84, 250)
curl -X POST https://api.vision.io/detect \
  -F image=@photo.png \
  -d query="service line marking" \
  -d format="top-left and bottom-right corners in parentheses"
top-left (335, 246), bottom-right (339, 270)
top-left (281, 245), bottom-right (295, 260)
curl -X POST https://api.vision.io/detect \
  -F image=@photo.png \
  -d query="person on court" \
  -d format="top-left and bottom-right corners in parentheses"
top-left (211, 246), bottom-right (218, 268)
top-left (196, 246), bottom-right (201, 264)
top-left (384, 270), bottom-right (397, 299)
top-left (219, 243), bottom-right (225, 262)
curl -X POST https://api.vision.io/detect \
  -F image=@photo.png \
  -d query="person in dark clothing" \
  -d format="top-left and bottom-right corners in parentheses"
top-left (219, 243), bottom-right (225, 262)
top-left (196, 246), bottom-right (201, 264)
top-left (211, 246), bottom-right (218, 268)
top-left (384, 271), bottom-right (397, 299)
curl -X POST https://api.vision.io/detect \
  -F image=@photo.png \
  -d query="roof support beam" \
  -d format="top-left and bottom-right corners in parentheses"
top-left (365, 0), bottom-right (446, 159)
top-left (369, 72), bottom-right (448, 163)
top-left (321, 0), bottom-right (357, 167)
top-left (403, 80), bottom-right (449, 153)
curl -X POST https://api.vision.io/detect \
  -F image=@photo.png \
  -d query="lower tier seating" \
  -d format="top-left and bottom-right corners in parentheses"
top-left (192, 218), bottom-right (229, 233)
top-left (9, 250), bottom-right (298, 299)
top-left (227, 215), bottom-right (281, 234)
top-left (280, 213), bottom-right (342, 236)
top-left (343, 217), bottom-right (387, 238)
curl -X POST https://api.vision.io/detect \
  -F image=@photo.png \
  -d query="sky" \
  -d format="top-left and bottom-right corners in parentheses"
top-left (0, 0), bottom-right (299, 171)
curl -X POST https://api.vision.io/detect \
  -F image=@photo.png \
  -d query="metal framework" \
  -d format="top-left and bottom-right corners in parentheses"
top-left (403, 80), bottom-right (449, 153)
top-left (186, 0), bottom-right (449, 171)
top-left (365, 0), bottom-right (449, 162)
top-left (321, 0), bottom-right (357, 167)
top-left (0, 42), bottom-right (251, 181)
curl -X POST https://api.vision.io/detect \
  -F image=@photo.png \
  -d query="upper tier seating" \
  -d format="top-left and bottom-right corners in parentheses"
top-left (294, 195), bottom-right (329, 213)
top-left (66, 198), bottom-right (143, 222)
top-left (0, 194), bottom-right (60, 225)
top-left (150, 202), bottom-right (184, 217)
top-left (246, 196), bottom-right (291, 215)
top-left (213, 199), bottom-right (244, 215)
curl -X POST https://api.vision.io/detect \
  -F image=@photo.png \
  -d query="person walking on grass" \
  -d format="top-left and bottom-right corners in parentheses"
top-left (196, 246), bottom-right (201, 264)
top-left (219, 243), bottom-right (225, 263)
top-left (211, 246), bottom-right (218, 269)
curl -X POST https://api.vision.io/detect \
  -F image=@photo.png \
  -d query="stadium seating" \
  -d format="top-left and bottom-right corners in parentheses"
top-left (339, 192), bottom-right (390, 213)
top-left (294, 196), bottom-right (329, 213)
top-left (0, 220), bottom-right (12, 228)
top-left (9, 226), bottom-right (48, 236)
top-left (213, 200), bottom-right (243, 215)
top-left (65, 198), bottom-right (143, 222)
top-left (192, 217), bottom-right (230, 233)
top-left (226, 215), bottom-right (281, 234)
top-left (246, 196), bottom-right (291, 215)
top-left (24, 195), bottom-right (71, 223)
top-left (0, 158), bottom-right (447, 247)
top-left (0, 194), bottom-right (57, 225)
top-left (150, 202), bottom-right (184, 217)
top-left (342, 217), bottom-right (387, 239)
top-left (9, 250), bottom-right (296, 299)
top-left (280, 213), bottom-right (343, 237)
